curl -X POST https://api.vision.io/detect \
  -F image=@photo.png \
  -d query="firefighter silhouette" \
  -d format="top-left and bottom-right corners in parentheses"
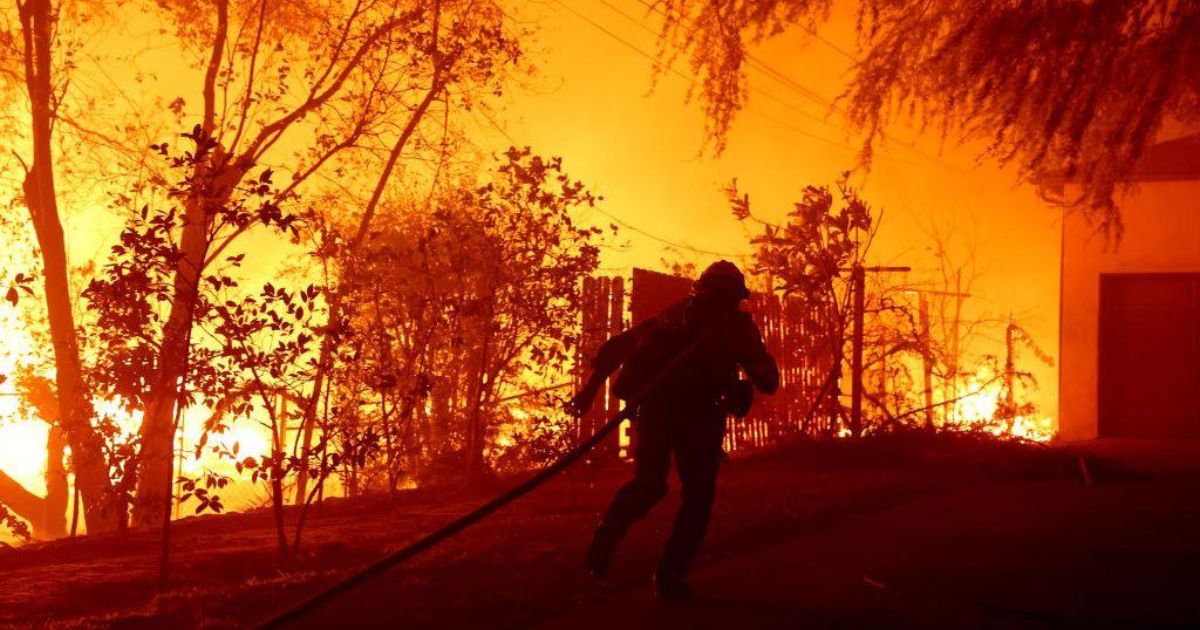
top-left (568, 260), bottom-right (779, 600)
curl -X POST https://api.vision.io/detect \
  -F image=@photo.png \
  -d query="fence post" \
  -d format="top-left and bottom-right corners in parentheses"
top-left (850, 264), bottom-right (865, 437)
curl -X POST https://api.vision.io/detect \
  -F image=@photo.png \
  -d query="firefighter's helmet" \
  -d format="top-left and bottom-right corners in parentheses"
top-left (694, 260), bottom-right (751, 301)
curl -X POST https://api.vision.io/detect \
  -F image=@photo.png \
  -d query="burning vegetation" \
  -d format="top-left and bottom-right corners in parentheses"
top-left (0, 0), bottom-right (1059, 549)
top-left (0, 0), bottom-right (1196, 626)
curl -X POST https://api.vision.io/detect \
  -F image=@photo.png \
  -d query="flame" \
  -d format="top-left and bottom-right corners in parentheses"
top-left (942, 367), bottom-right (1055, 442)
top-left (0, 421), bottom-right (48, 496)
top-left (0, 306), bottom-right (44, 497)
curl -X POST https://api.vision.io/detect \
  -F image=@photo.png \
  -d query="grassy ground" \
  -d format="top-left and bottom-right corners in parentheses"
top-left (0, 434), bottom-right (1123, 628)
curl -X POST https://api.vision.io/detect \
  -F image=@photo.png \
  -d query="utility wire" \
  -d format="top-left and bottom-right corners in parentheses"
top-left (474, 111), bottom-right (740, 259)
top-left (799, 22), bottom-right (858, 62)
top-left (552, 0), bottom-right (858, 153)
top-left (475, 106), bottom-right (740, 259)
top-left (591, 205), bottom-right (740, 259)
top-left (482, 2), bottom-right (880, 260)
top-left (626, 0), bottom-right (966, 173)
top-left (590, 0), bottom-right (845, 137)
top-left (629, 0), bottom-right (844, 115)
top-left (576, 0), bottom-right (921, 169)
top-left (470, 46), bottom-right (744, 260)
top-left (544, 0), bottom-right (916, 252)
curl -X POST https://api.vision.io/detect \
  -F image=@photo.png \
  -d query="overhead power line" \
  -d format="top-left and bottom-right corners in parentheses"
top-left (624, 0), bottom-right (965, 173)
top-left (470, 91), bottom-right (742, 260)
top-left (799, 23), bottom-right (858, 62)
top-left (627, 0), bottom-right (844, 114)
top-left (552, 0), bottom-right (856, 151)
top-left (592, 0), bottom-right (846, 138)
top-left (591, 206), bottom-right (741, 259)
top-left (580, 0), bottom-right (920, 168)
top-left (478, 1), bottom-right (924, 261)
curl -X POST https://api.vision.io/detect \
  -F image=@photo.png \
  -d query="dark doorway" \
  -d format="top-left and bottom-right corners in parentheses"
top-left (1099, 273), bottom-right (1200, 438)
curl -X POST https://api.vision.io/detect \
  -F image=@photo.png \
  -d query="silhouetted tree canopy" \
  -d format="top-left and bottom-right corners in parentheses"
top-left (654, 0), bottom-right (1200, 234)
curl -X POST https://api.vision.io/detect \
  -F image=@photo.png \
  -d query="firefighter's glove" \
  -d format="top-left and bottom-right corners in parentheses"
top-left (566, 383), bottom-right (600, 417)
top-left (723, 379), bottom-right (754, 419)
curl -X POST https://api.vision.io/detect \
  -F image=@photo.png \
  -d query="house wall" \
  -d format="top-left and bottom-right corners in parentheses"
top-left (1060, 181), bottom-right (1200, 441)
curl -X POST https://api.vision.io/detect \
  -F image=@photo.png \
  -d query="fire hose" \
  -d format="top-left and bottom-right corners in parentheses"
top-left (255, 321), bottom-right (729, 628)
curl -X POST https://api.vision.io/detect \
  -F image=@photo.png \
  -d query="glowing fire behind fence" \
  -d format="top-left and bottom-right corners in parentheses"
top-left (576, 269), bottom-right (1055, 457)
top-left (2, 268), bottom-right (1053, 544)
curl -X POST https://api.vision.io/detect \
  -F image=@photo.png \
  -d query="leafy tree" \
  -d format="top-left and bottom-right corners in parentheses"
top-left (203, 278), bottom-right (329, 560)
top-left (328, 148), bottom-right (603, 486)
top-left (81, 138), bottom-right (305, 547)
top-left (655, 0), bottom-right (1200, 232)
top-left (1, 0), bottom-right (126, 533)
top-left (729, 173), bottom-right (876, 433)
top-left (284, 0), bottom-right (523, 504)
top-left (130, 0), bottom-right (499, 527)
top-left (0, 0), bottom-right (525, 532)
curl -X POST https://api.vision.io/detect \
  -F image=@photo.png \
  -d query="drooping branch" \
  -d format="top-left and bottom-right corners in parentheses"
top-left (654, 0), bottom-right (1200, 232)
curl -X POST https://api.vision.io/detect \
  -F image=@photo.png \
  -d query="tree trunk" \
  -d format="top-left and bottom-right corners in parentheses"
top-left (39, 426), bottom-right (68, 538)
top-left (25, 375), bottom-right (67, 538)
top-left (294, 77), bottom-right (444, 502)
top-left (0, 470), bottom-right (43, 532)
top-left (18, 0), bottom-right (121, 534)
top-left (132, 172), bottom-right (238, 526)
top-left (131, 198), bottom-right (208, 526)
top-left (0, 426), bottom-right (66, 540)
top-left (132, 0), bottom-right (235, 529)
top-left (464, 310), bottom-right (495, 481)
top-left (270, 446), bottom-right (289, 560)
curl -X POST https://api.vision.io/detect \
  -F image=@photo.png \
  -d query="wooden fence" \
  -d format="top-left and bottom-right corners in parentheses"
top-left (575, 269), bottom-right (840, 460)
top-left (574, 276), bottom-right (627, 460)
top-left (729, 293), bottom-right (840, 451)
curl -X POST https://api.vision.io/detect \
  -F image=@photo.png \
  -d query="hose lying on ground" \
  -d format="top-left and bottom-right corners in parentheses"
top-left (256, 407), bottom-right (630, 628)
top-left (256, 315), bottom-right (731, 628)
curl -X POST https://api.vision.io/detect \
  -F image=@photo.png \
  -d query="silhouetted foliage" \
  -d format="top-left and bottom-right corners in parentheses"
top-left (78, 131), bottom-right (312, 548)
top-left (729, 173), bottom-right (875, 430)
top-left (652, 0), bottom-right (832, 153)
top-left (0, 501), bottom-right (31, 542)
top-left (326, 148), bottom-right (603, 489)
top-left (0, 0), bottom-right (528, 536)
top-left (3, 273), bottom-right (33, 307)
top-left (655, 0), bottom-right (1200, 233)
top-left (728, 175), bottom-right (1051, 436)
top-left (730, 174), bottom-right (873, 303)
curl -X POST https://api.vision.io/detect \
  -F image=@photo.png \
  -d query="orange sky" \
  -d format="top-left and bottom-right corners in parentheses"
top-left (479, 0), bottom-right (1061, 420)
